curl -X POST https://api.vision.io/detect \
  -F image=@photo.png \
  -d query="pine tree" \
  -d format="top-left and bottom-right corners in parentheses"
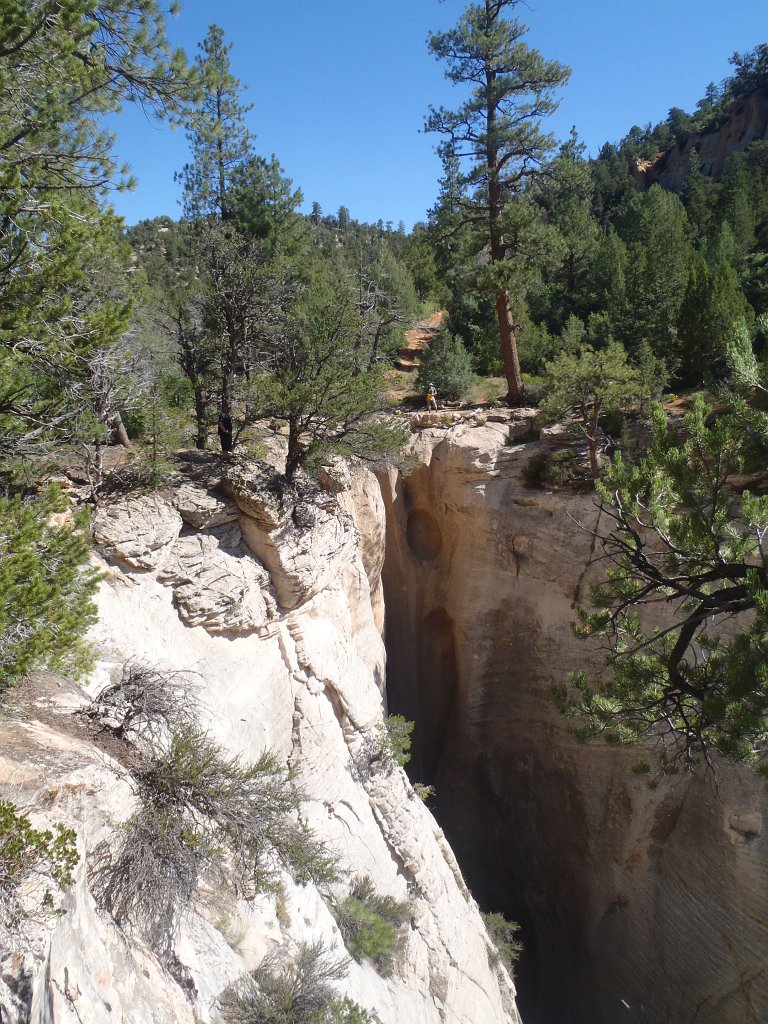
top-left (175, 25), bottom-right (274, 412)
top-left (678, 255), bottom-right (753, 381)
top-left (176, 24), bottom-right (254, 221)
top-left (425, 0), bottom-right (569, 405)
top-left (245, 263), bottom-right (409, 482)
top-left (557, 388), bottom-right (768, 774)
top-left (612, 186), bottom-right (693, 376)
top-left (541, 343), bottom-right (645, 479)
top-left (535, 129), bottom-right (601, 331)
top-left (682, 150), bottom-right (719, 244)
top-left (0, 488), bottom-right (101, 684)
top-left (0, 1), bottom-right (186, 472)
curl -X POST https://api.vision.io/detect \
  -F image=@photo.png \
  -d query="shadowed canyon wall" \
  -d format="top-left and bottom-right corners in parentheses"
top-left (378, 416), bottom-right (768, 1024)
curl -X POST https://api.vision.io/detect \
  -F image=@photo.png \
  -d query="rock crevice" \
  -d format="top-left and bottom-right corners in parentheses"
top-left (378, 419), bottom-right (768, 1024)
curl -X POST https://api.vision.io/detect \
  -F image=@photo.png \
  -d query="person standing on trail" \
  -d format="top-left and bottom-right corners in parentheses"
top-left (426, 383), bottom-right (438, 411)
top-left (217, 408), bottom-right (234, 454)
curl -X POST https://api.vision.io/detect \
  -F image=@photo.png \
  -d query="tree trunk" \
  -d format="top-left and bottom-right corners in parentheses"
top-left (285, 420), bottom-right (301, 481)
top-left (495, 290), bottom-right (526, 405)
top-left (108, 411), bottom-right (131, 448)
top-left (221, 308), bottom-right (238, 411)
top-left (194, 388), bottom-right (208, 449)
top-left (221, 354), bottom-right (234, 414)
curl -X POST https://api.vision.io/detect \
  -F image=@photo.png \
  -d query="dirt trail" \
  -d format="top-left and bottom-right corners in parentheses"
top-left (395, 310), bottom-right (446, 372)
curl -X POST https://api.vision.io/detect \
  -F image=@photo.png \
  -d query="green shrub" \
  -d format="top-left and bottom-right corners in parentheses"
top-left (219, 940), bottom-right (351, 1024)
top-left (411, 782), bottom-right (435, 802)
top-left (416, 328), bottom-right (476, 402)
top-left (356, 715), bottom-right (414, 780)
top-left (522, 448), bottom-right (584, 489)
top-left (0, 486), bottom-right (101, 686)
top-left (93, 725), bottom-right (336, 948)
top-left (120, 406), bottom-right (147, 440)
top-left (335, 876), bottom-right (409, 977)
top-left (482, 911), bottom-right (522, 977)
top-left (0, 799), bottom-right (79, 924)
top-left (379, 715), bottom-right (413, 769)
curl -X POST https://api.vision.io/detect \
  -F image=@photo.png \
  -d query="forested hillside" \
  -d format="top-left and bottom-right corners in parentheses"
top-left (4, 6), bottom-right (766, 493)
top-left (430, 43), bottom-right (768, 392)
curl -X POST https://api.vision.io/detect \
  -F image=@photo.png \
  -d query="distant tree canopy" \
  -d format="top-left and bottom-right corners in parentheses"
top-left (429, 40), bottom-right (768, 395)
top-left (124, 23), bottom-right (417, 479)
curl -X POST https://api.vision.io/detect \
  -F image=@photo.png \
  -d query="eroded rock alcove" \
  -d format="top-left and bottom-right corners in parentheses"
top-left (378, 417), bottom-right (768, 1024)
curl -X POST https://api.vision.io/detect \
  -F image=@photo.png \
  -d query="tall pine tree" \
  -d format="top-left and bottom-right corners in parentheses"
top-left (425, 0), bottom-right (569, 404)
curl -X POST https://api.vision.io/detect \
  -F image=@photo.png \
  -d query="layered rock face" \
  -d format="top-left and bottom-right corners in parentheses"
top-left (378, 415), bottom-right (768, 1024)
top-left (0, 459), bottom-right (518, 1024)
top-left (633, 88), bottom-right (768, 192)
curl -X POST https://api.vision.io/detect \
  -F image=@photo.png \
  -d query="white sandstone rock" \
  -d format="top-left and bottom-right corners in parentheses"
top-left (0, 474), bottom-right (519, 1024)
top-left (92, 494), bottom-right (182, 572)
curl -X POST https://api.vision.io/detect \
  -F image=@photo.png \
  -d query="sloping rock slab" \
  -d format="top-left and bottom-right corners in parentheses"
top-left (171, 481), bottom-right (239, 530)
top-left (241, 503), bottom-right (357, 610)
top-left (93, 494), bottom-right (182, 572)
top-left (222, 467), bottom-right (357, 610)
top-left (159, 522), bottom-right (277, 635)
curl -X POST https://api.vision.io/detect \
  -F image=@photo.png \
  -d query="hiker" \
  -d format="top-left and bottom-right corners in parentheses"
top-left (217, 408), bottom-right (234, 454)
top-left (425, 383), bottom-right (438, 411)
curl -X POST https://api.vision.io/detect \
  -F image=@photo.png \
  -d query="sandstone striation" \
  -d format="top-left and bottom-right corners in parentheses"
top-left (633, 88), bottom-right (768, 192)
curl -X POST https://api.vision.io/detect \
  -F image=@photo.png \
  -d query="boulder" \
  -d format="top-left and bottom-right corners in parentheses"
top-left (171, 482), bottom-right (238, 530)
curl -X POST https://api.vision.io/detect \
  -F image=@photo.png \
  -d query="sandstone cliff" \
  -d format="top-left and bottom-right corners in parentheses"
top-left (0, 456), bottom-right (518, 1024)
top-left (378, 412), bottom-right (768, 1024)
top-left (4, 413), bottom-right (767, 1024)
top-left (633, 88), bottom-right (768, 192)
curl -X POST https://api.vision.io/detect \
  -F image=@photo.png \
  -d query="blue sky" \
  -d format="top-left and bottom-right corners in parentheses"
top-left (107, 0), bottom-right (768, 230)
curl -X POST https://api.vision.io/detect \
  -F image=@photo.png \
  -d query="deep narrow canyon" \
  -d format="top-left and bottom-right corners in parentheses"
top-left (2, 423), bottom-right (766, 1024)
top-left (377, 416), bottom-right (768, 1024)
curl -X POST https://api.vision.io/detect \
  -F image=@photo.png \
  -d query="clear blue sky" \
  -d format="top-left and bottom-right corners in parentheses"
top-left (107, 0), bottom-right (768, 230)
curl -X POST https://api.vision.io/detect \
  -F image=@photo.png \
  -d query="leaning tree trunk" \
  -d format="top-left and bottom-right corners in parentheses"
top-left (193, 388), bottom-right (208, 450)
top-left (107, 411), bottom-right (131, 448)
top-left (495, 289), bottom-right (526, 406)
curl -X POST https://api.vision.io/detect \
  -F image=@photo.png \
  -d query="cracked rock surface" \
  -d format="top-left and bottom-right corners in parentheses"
top-left (1, 460), bottom-right (518, 1024)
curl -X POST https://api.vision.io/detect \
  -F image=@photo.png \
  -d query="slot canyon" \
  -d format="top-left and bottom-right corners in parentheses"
top-left (377, 415), bottom-right (768, 1024)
